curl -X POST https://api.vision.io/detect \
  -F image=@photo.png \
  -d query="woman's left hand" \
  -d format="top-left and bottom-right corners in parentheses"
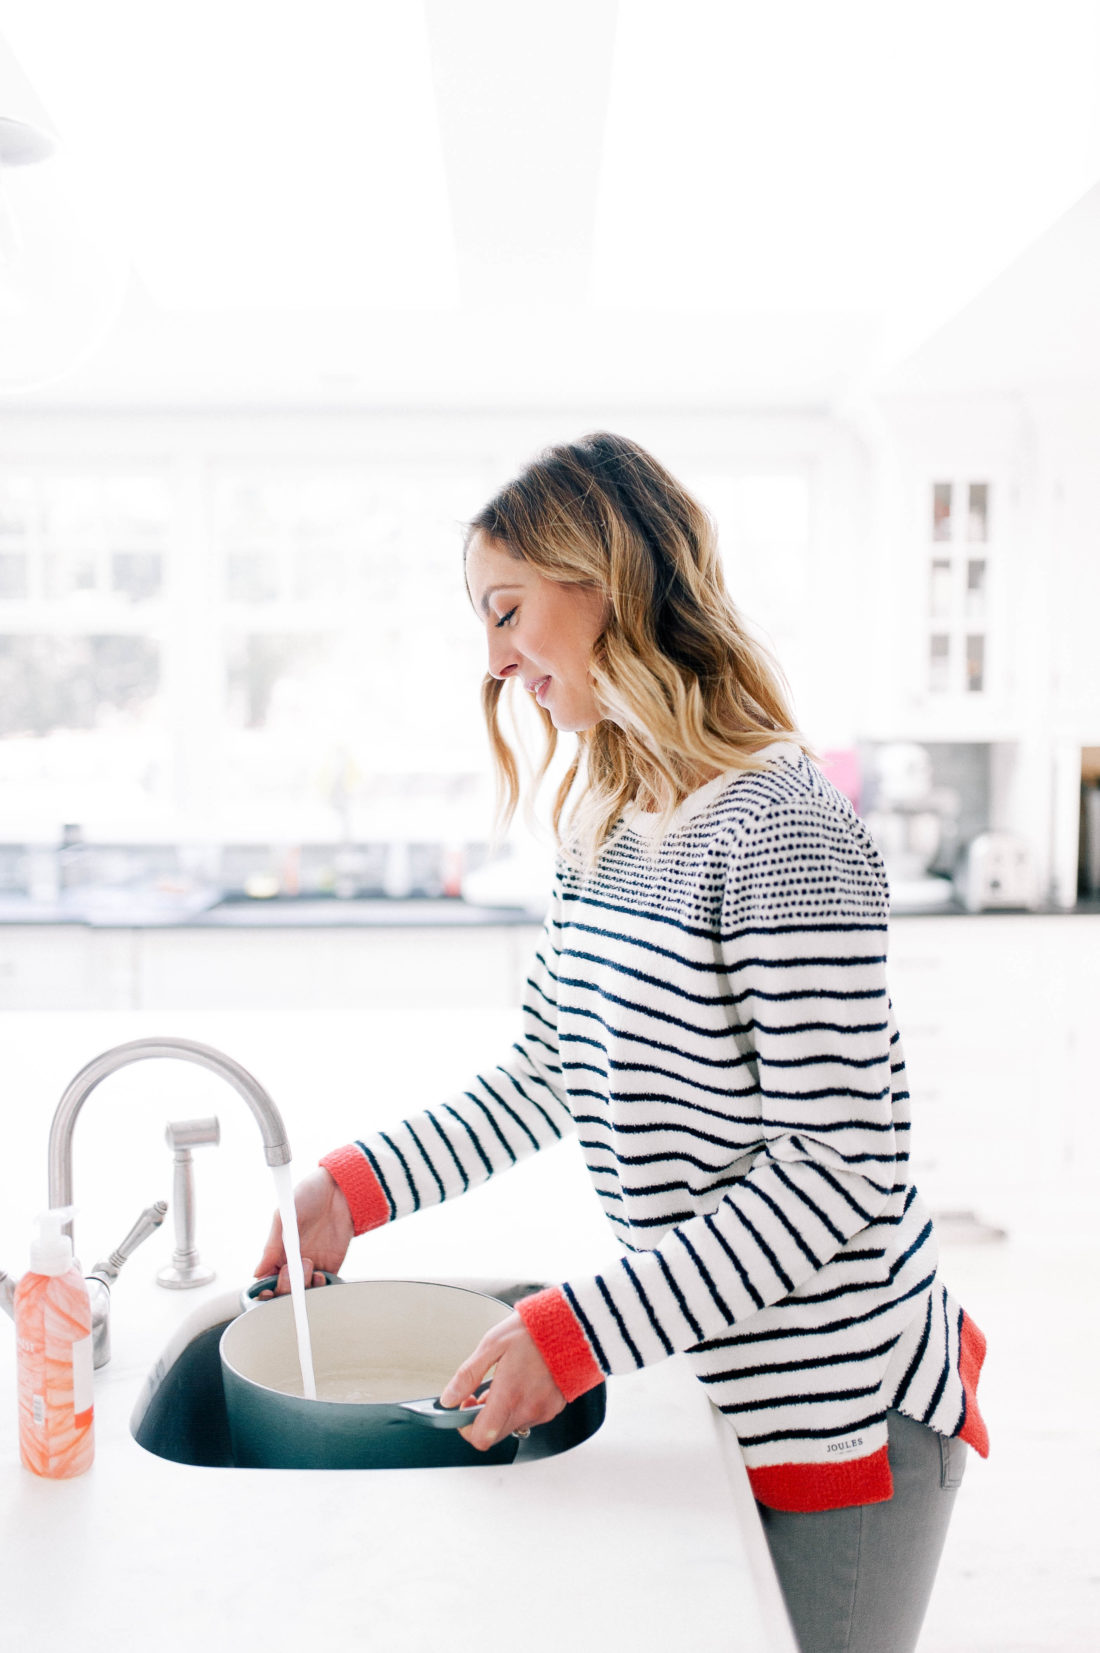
top-left (439, 1311), bottom-right (565, 1451)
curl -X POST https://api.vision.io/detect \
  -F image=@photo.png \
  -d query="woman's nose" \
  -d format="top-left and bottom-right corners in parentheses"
top-left (486, 632), bottom-right (520, 681)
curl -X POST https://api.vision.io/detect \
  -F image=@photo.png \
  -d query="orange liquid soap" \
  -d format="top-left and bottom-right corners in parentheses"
top-left (14, 1209), bottom-right (94, 1479)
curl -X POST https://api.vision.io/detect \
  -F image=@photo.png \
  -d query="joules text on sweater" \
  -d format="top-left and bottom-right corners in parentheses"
top-left (321, 749), bottom-right (988, 1512)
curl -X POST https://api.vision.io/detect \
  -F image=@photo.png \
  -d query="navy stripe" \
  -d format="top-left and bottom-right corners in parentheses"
top-left (757, 1083), bottom-right (891, 1104)
top-left (655, 1249), bottom-right (704, 1342)
top-left (353, 1140), bottom-right (396, 1221)
top-left (559, 963), bottom-right (886, 1021)
top-left (464, 1090), bottom-right (519, 1163)
top-left (602, 1099), bottom-right (896, 1136)
top-left (602, 1117), bottom-right (775, 1147)
top-left (719, 1383), bottom-right (881, 1415)
top-left (563, 915), bottom-right (886, 977)
top-left (404, 1122), bottom-right (446, 1204)
top-left (801, 1159), bottom-right (876, 1224)
top-left (610, 1147), bottom-right (753, 1176)
top-left (889, 1294), bottom-right (933, 1409)
top-left (595, 1274), bottom-right (644, 1368)
top-left (751, 1017), bottom-right (889, 1037)
top-left (562, 943), bottom-right (887, 1003)
top-left (766, 1050), bottom-right (892, 1070)
top-left (440, 1104), bottom-right (494, 1178)
top-left (621, 1257), bottom-right (675, 1355)
top-left (725, 1199), bottom-right (795, 1294)
top-left (562, 1282), bottom-right (609, 1372)
top-left (772, 1164), bottom-right (847, 1245)
top-left (732, 1410), bottom-right (888, 1447)
top-left (741, 1180), bottom-right (822, 1273)
top-left (379, 1131), bottom-right (421, 1212)
top-left (674, 1229), bottom-right (733, 1322)
top-left (698, 1335), bottom-right (900, 1384)
top-left (479, 1076), bottom-right (545, 1150)
top-left (424, 1110), bottom-right (470, 1192)
top-left (503, 1053), bottom-right (566, 1136)
top-left (522, 1001), bottom-right (558, 1038)
top-left (921, 1288), bottom-right (953, 1424)
top-left (702, 1212), bottom-right (764, 1311)
top-left (952, 1307), bottom-right (968, 1436)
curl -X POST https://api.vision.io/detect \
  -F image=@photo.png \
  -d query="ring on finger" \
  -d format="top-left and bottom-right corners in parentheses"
top-left (512, 1426), bottom-right (531, 1439)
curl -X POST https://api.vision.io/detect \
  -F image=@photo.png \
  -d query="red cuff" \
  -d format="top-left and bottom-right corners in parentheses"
top-left (748, 1445), bottom-right (894, 1513)
top-left (319, 1145), bottom-right (391, 1235)
top-left (957, 1310), bottom-right (990, 1458)
top-left (516, 1287), bottom-right (605, 1403)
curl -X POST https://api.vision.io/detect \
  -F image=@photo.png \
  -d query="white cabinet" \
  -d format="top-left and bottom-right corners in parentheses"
top-left (861, 395), bottom-right (1056, 745)
top-left (887, 914), bottom-right (1098, 1224)
top-left (922, 477), bottom-right (999, 700)
top-left (886, 452), bottom-right (1023, 740)
top-left (0, 920), bottom-right (544, 1013)
top-left (134, 922), bottom-right (543, 1010)
top-left (0, 925), bottom-right (137, 1010)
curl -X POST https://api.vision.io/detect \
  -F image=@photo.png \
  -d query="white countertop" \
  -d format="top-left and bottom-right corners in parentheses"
top-left (0, 1010), bottom-right (795, 1653)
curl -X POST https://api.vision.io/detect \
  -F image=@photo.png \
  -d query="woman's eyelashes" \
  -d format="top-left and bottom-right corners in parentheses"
top-left (494, 606), bottom-right (517, 629)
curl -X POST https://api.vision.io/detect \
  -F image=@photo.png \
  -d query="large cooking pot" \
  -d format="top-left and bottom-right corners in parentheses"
top-left (220, 1278), bottom-right (521, 1469)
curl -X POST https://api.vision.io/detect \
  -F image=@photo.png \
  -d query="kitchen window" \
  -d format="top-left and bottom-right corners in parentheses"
top-left (0, 467), bottom-right (174, 835)
top-left (0, 453), bottom-right (502, 846)
top-left (0, 442), bottom-right (819, 854)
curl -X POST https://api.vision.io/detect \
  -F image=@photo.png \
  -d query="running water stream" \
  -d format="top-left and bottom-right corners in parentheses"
top-left (270, 1162), bottom-right (317, 1400)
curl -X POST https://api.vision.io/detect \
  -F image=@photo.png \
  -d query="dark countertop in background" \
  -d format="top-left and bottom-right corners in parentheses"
top-left (0, 893), bottom-right (1098, 929)
top-left (0, 893), bottom-right (545, 928)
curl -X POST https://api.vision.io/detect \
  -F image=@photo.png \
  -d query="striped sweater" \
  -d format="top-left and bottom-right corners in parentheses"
top-left (322, 746), bottom-right (989, 1512)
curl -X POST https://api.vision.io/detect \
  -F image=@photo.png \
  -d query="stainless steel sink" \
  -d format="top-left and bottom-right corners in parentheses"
top-left (131, 1280), bottom-right (606, 1469)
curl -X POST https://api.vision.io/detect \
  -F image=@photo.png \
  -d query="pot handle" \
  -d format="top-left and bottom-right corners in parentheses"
top-left (241, 1271), bottom-right (342, 1311)
top-left (399, 1381), bottom-right (492, 1429)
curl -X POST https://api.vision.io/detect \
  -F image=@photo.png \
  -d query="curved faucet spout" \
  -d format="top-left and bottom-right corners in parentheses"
top-left (48, 1037), bottom-right (292, 1247)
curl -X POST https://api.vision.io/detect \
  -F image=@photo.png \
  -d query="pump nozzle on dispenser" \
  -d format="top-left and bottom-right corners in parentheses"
top-left (29, 1206), bottom-right (77, 1276)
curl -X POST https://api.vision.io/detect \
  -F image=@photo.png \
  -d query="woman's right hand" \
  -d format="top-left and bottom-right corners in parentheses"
top-left (253, 1166), bottom-right (355, 1296)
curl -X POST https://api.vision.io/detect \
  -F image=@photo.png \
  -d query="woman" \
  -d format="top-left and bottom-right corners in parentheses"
top-left (257, 433), bottom-right (987, 1653)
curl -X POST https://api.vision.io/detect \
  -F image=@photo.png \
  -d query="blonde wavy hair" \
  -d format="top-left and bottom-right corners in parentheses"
top-left (466, 432), bottom-right (811, 862)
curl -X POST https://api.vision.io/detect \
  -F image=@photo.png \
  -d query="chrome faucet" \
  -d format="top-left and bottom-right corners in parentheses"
top-left (45, 1037), bottom-right (293, 1366)
top-left (2, 1200), bottom-right (169, 1365)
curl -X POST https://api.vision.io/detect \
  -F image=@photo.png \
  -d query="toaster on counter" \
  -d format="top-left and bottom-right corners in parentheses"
top-left (952, 832), bottom-right (1040, 912)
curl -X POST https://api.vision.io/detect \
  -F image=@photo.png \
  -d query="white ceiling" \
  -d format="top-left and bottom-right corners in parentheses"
top-left (878, 178), bottom-right (1100, 397)
top-left (2, 0), bottom-right (1100, 410)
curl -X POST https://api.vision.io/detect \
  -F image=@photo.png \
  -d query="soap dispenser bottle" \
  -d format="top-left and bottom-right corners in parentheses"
top-left (14, 1208), bottom-right (95, 1478)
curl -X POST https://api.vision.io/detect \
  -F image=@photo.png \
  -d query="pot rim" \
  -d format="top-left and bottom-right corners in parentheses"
top-left (219, 1276), bottom-right (511, 1411)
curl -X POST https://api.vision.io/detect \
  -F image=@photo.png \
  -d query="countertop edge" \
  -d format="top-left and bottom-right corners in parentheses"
top-left (1, 899), bottom-right (1097, 930)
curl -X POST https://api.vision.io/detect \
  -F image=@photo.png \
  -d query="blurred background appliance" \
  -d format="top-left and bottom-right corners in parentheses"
top-left (953, 831), bottom-right (1040, 912)
top-left (862, 741), bottom-right (961, 908)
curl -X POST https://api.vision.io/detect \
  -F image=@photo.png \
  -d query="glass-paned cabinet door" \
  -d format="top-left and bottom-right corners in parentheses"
top-left (922, 479), bottom-right (993, 697)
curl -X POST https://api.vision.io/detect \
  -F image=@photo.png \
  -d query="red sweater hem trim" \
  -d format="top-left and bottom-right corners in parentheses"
top-left (957, 1309), bottom-right (990, 1457)
top-left (319, 1145), bottom-right (391, 1235)
top-left (516, 1287), bottom-right (605, 1404)
top-left (748, 1443), bottom-right (894, 1513)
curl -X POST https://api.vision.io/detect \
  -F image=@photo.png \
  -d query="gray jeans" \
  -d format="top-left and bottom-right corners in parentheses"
top-left (757, 1409), bottom-right (968, 1653)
